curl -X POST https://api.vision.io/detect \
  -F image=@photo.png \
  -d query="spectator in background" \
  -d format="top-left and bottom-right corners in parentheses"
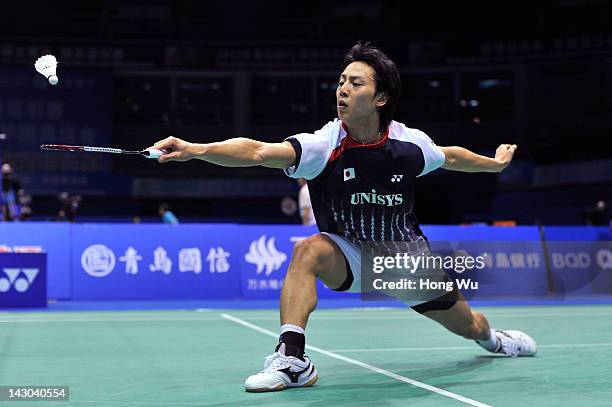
top-left (583, 200), bottom-right (608, 226)
top-left (1, 162), bottom-right (25, 221)
top-left (159, 203), bottom-right (179, 225)
top-left (297, 178), bottom-right (316, 226)
top-left (57, 192), bottom-right (82, 222)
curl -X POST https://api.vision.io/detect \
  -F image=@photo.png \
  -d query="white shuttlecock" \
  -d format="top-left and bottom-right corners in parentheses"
top-left (35, 54), bottom-right (59, 86)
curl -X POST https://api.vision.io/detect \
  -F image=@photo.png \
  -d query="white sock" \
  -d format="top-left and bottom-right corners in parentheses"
top-left (280, 324), bottom-right (305, 335)
top-left (476, 329), bottom-right (500, 352)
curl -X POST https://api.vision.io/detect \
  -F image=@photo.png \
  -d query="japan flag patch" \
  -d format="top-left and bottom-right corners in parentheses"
top-left (343, 167), bottom-right (356, 181)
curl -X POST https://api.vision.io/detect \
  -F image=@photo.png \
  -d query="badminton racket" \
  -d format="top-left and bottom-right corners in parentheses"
top-left (40, 144), bottom-right (166, 159)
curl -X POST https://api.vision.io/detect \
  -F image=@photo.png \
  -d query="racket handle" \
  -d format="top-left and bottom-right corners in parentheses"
top-left (143, 148), bottom-right (166, 159)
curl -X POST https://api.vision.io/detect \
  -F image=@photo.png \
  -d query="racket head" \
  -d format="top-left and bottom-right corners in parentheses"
top-left (40, 144), bottom-right (161, 157)
top-left (40, 144), bottom-right (86, 152)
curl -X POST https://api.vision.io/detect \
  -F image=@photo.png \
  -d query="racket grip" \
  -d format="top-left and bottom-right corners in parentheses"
top-left (144, 148), bottom-right (166, 159)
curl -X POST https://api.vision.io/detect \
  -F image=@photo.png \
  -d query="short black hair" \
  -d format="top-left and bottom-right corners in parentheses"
top-left (343, 42), bottom-right (401, 132)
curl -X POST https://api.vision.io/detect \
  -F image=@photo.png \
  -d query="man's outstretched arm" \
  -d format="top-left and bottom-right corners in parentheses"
top-left (439, 144), bottom-right (517, 173)
top-left (149, 137), bottom-right (296, 169)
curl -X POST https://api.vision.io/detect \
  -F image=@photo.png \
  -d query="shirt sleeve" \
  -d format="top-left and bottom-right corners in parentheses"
top-left (283, 122), bottom-right (334, 180)
top-left (412, 130), bottom-right (446, 177)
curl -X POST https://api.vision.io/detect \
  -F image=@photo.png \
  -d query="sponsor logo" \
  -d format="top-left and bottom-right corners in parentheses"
top-left (350, 189), bottom-right (403, 206)
top-left (0, 268), bottom-right (39, 293)
top-left (391, 174), bottom-right (403, 182)
top-left (597, 249), bottom-right (612, 270)
top-left (551, 248), bottom-right (612, 270)
top-left (0, 246), bottom-right (43, 253)
top-left (81, 244), bottom-right (116, 277)
top-left (245, 235), bottom-right (287, 276)
top-left (205, 247), bottom-right (231, 273)
top-left (343, 168), bottom-right (356, 181)
top-left (149, 246), bottom-right (172, 274)
top-left (179, 248), bottom-right (202, 274)
top-left (119, 246), bottom-right (142, 275)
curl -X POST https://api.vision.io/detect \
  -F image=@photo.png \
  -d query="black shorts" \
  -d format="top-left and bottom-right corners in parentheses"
top-left (331, 243), bottom-right (459, 313)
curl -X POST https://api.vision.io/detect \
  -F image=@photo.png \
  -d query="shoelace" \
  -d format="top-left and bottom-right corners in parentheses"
top-left (261, 352), bottom-right (291, 373)
top-left (497, 331), bottom-right (521, 357)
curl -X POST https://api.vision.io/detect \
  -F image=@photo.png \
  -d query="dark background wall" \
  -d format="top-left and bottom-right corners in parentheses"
top-left (1, 0), bottom-right (611, 225)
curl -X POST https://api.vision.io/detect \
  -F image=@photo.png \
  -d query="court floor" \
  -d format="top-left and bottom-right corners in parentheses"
top-left (1, 305), bottom-right (611, 406)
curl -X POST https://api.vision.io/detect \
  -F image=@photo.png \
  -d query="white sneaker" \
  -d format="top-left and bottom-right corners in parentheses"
top-left (244, 351), bottom-right (318, 392)
top-left (494, 329), bottom-right (538, 357)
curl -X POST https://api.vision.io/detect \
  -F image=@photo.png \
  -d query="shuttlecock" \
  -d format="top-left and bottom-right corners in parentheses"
top-left (35, 54), bottom-right (59, 86)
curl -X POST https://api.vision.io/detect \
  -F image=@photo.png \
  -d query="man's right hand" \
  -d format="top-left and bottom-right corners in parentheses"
top-left (149, 136), bottom-right (198, 163)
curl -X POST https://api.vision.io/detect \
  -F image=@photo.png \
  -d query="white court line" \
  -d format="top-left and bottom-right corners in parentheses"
top-left (220, 313), bottom-right (491, 407)
top-left (328, 342), bottom-right (612, 353)
top-left (229, 307), bottom-right (612, 315)
top-left (72, 401), bottom-right (200, 405)
top-left (0, 317), bottom-right (225, 323)
top-left (0, 311), bottom-right (611, 323)
top-left (227, 312), bottom-right (612, 321)
top-left (293, 312), bottom-right (612, 319)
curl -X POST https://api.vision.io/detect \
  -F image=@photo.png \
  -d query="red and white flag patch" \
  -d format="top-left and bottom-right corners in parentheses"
top-left (343, 167), bottom-right (355, 181)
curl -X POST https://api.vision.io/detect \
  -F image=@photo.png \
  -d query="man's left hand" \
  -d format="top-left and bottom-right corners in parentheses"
top-left (494, 144), bottom-right (517, 172)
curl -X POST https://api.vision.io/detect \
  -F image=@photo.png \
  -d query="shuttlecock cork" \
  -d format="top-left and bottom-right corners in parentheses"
top-left (35, 54), bottom-right (59, 86)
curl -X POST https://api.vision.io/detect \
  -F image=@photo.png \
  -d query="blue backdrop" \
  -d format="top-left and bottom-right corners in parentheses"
top-left (542, 226), bottom-right (612, 297)
top-left (0, 223), bottom-right (610, 302)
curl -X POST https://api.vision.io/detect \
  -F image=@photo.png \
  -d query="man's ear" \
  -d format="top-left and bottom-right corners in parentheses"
top-left (375, 92), bottom-right (389, 108)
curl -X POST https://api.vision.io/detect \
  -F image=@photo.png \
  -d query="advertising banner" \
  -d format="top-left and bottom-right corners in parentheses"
top-left (71, 224), bottom-right (241, 300)
top-left (0, 253), bottom-right (47, 308)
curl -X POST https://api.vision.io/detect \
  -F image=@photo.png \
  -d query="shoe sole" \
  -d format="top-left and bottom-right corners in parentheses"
top-left (245, 373), bottom-right (319, 392)
top-left (245, 383), bottom-right (286, 393)
top-left (298, 373), bottom-right (318, 388)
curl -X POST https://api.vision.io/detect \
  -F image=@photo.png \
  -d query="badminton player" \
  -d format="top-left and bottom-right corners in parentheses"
top-left (150, 42), bottom-right (537, 392)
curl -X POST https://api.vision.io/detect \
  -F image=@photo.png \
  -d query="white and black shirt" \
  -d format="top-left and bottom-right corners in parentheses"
top-left (284, 119), bottom-right (445, 244)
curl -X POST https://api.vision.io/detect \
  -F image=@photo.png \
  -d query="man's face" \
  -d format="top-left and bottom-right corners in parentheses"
top-left (336, 61), bottom-right (387, 125)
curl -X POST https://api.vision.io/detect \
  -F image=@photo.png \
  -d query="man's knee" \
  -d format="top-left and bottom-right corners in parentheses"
top-left (291, 234), bottom-right (337, 275)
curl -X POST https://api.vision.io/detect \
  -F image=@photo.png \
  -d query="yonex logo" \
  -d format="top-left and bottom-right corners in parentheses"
top-left (0, 268), bottom-right (39, 293)
top-left (245, 235), bottom-right (287, 276)
top-left (81, 244), bottom-right (116, 277)
top-left (391, 174), bottom-right (403, 182)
